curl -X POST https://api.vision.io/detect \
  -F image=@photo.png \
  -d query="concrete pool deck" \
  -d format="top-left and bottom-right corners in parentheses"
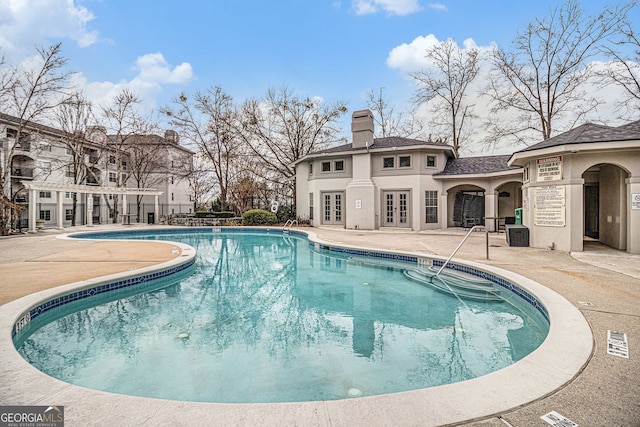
top-left (0, 224), bottom-right (638, 426)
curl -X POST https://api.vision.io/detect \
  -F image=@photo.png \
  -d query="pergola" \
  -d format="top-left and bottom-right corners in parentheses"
top-left (20, 181), bottom-right (163, 233)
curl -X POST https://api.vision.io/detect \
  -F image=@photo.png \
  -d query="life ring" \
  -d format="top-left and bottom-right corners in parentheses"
top-left (270, 200), bottom-right (279, 213)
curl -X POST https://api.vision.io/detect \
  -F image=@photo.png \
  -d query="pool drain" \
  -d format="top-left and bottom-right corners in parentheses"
top-left (348, 388), bottom-right (361, 397)
top-left (177, 333), bottom-right (189, 339)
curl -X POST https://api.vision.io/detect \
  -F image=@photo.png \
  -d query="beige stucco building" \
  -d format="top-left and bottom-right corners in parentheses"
top-left (295, 110), bottom-right (640, 254)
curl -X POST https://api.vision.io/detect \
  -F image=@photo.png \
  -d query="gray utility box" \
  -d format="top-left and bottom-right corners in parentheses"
top-left (506, 224), bottom-right (529, 247)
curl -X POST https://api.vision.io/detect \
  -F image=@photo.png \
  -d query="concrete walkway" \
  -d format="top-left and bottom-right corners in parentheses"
top-left (0, 225), bottom-right (638, 426)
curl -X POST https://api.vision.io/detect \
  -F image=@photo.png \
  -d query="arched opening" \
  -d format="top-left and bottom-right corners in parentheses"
top-left (448, 184), bottom-right (485, 227)
top-left (496, 181), bottom-right (522, 227)
top-left (582, 163), bottom-right (629, 251)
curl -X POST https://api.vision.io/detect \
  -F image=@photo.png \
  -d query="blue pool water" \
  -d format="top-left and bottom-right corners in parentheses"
top-left (16, 229), bottom-right (549, 403)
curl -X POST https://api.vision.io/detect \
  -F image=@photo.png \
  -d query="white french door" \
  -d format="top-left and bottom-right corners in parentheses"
top-left (322, 192), bottom-right (345, 225)
top-left (382, 190), bottom-right (410, 228)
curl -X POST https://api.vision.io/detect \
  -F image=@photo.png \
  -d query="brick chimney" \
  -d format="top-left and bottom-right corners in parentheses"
top-left (351, 109), bottom-right (374, 149)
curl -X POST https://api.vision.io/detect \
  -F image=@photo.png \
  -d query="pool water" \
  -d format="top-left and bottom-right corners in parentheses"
top-left (16, 230), bottom-right (549, 403)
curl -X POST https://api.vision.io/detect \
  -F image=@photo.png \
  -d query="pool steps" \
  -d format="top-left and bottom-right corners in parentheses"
top-left (404, 268), bottom-right (504, 302)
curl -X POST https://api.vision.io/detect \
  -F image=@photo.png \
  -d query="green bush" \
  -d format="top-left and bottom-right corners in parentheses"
top-left (276, 205), bottom-right (295, 223)
top-left (214, 211), bottom-right (236, 218)
top-left (242, 209), bottom-right (277, 225)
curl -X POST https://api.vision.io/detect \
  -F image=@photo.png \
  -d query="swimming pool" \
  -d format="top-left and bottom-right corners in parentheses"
top-left (13, 228), bottom-right (549, 403)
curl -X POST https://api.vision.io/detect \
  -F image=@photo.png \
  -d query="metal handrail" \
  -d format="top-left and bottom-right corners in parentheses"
top-left (435, 225), bottom-right (487, 278)
top-left (283, 219), bottom-right (298, 232)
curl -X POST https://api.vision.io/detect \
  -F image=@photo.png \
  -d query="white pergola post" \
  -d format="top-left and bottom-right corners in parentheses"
top-left (28, 188), bottom-right (37, 233)
top-left (122, 194), bottom-right (128, 224)
top-left (56, 191), bottom-right (64, 230)
top-left (87, 193), bottom-right (93, 227)
top-left (154, 195), bottom-right (159, 224)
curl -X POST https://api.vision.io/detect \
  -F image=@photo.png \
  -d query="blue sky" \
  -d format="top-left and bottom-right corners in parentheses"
top-left (1, 0), bottom-right (638, 153)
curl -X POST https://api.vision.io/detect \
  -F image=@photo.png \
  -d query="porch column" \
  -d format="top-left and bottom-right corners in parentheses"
top-left (154, 195), bottom-right (159, 224)
top-left (440, 191), bottom-right (448, 229)
top-left (87, 193), bottom-right (93, 227)
top-left (56, 191), bottom-right (64, 230)
top-left (628, 177), bottom-right (640, 254)
top-left (484, 190), bottom-right (498, 232)
top-left (28, 188), bottom-right (37, 233)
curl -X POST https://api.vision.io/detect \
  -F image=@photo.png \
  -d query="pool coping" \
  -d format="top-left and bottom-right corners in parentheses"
top-left (0, 228), bottom-right (593, 426)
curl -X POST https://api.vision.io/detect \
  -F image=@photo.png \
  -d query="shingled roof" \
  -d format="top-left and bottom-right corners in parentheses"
top-left (434, 155), bottom-right (518, 176)
top-left (311, 136), bottom-right (452, 155)
top-left (517, 120), bottom-right (640, 153)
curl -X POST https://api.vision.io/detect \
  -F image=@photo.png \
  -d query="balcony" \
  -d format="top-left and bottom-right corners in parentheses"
top-left (86, 177), bottom-right (100, 186)
top-left (11, 168), bottom-right (34, 179)
top-left (15, 142), bottom-right (31, 153)
top-left (14, 195), bottom-right (28, 204)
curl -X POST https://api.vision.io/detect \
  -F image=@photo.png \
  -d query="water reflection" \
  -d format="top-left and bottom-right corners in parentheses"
top-left (18, 231), bottom-right (548, 403)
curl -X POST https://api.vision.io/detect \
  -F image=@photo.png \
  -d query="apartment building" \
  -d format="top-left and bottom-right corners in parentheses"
top-left (0, 112), bottom-right (194, 230)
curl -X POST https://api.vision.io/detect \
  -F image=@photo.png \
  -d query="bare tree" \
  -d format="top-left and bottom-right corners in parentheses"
top-left (238, 86), bottom-right (347, 205)
top-left (0, 43), bottom-right (72, 235)
top-left (412, 39), bottom-right (480, 157)
top-left (484, 0), bottom-right (635, 148)
top-left (97, 89), bottom-right (156, 223)
top-left (183, 154), bottom-right (217, 211)
top-left (162, 87), bottom-right (240, 211)
top-left (365, 87), bottom-right (427, 139)
top-left (53, 92), bottom-right (95, 225)
top-left (597, 20), bottom-right (640, 118)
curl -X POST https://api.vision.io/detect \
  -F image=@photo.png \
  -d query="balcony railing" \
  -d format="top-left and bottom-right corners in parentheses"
top-left (86, 177), bottom-right (100, 185)
top-left (14, 196), bottom-right (28, 204)
top-left (15, 142), bottom-right (31, 152)
top-left (11, 168), bottom-right (34, 178)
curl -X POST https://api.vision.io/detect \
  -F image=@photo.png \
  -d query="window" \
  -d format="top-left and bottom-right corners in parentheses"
top-left (39, 210), bottom-right (51, 221)
top-left (65, 192), bottom-right (75, 199)
top-left (121, 173), bottom-right (128, 182)
top-left (6, 128), bottom-right (17, 138)
top-left (109, 155), bottom-right (116, 164)
top-left (399, 156), bottom-right (411, 168)
top-left (383, 157), bottom-right (395, 169)
top-left (425, 191), bottom-right (438, 223)
top-left (39, 143), bottom-right (51, 152)
top-left (39, 191), bottom-right (51, 198)
top-left (65, 209), bottom-right (73, 220)
top-left (426, 155), bottom-right (437, 168)
top-left (38, 161), bottom-right (51, 172)
top-left (309, 192), bottom-right (314, 220)
top-left (171, 193), bottom-right (175, 201)
top-left (109, 172), bottom-right (117, 183)
top-left (321, 161), bottom-right (331, 172)
top-left (523, 166), bottom-right (530, 182)
top-left (170, 176), bottom-right (174, 185)
top-left (121, 160), bottom-right (127, 170)
top-left (309, 163), bottom-right (314, 174)
top-left (334, 160), bottom-right (344, 172)
top-left (66, 146), bottom-right (73, 155)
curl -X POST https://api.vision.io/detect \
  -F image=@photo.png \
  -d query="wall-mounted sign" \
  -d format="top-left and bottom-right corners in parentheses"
top-left (534, 185), bottom-right (565, 227)
top-left (355, 200), bottom-right (362, 209)
top-left (632, 193), bottom-right (640, 210)
top-left (536, 156), bottom-right (563, 182)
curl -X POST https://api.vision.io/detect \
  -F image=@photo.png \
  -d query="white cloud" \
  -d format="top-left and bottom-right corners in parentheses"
top-left (71, 53), bottom-right (194, 113)
top-left (353, 0), bottom-right (422, 16)
top-left (133, 53), bottom-right (194, 85)
top-left (387, 34), bottom-right (494, 74)
top-left (428, 3), bottom-right (447, 12)
top-left (0, 0), bottom-right (98, 57)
